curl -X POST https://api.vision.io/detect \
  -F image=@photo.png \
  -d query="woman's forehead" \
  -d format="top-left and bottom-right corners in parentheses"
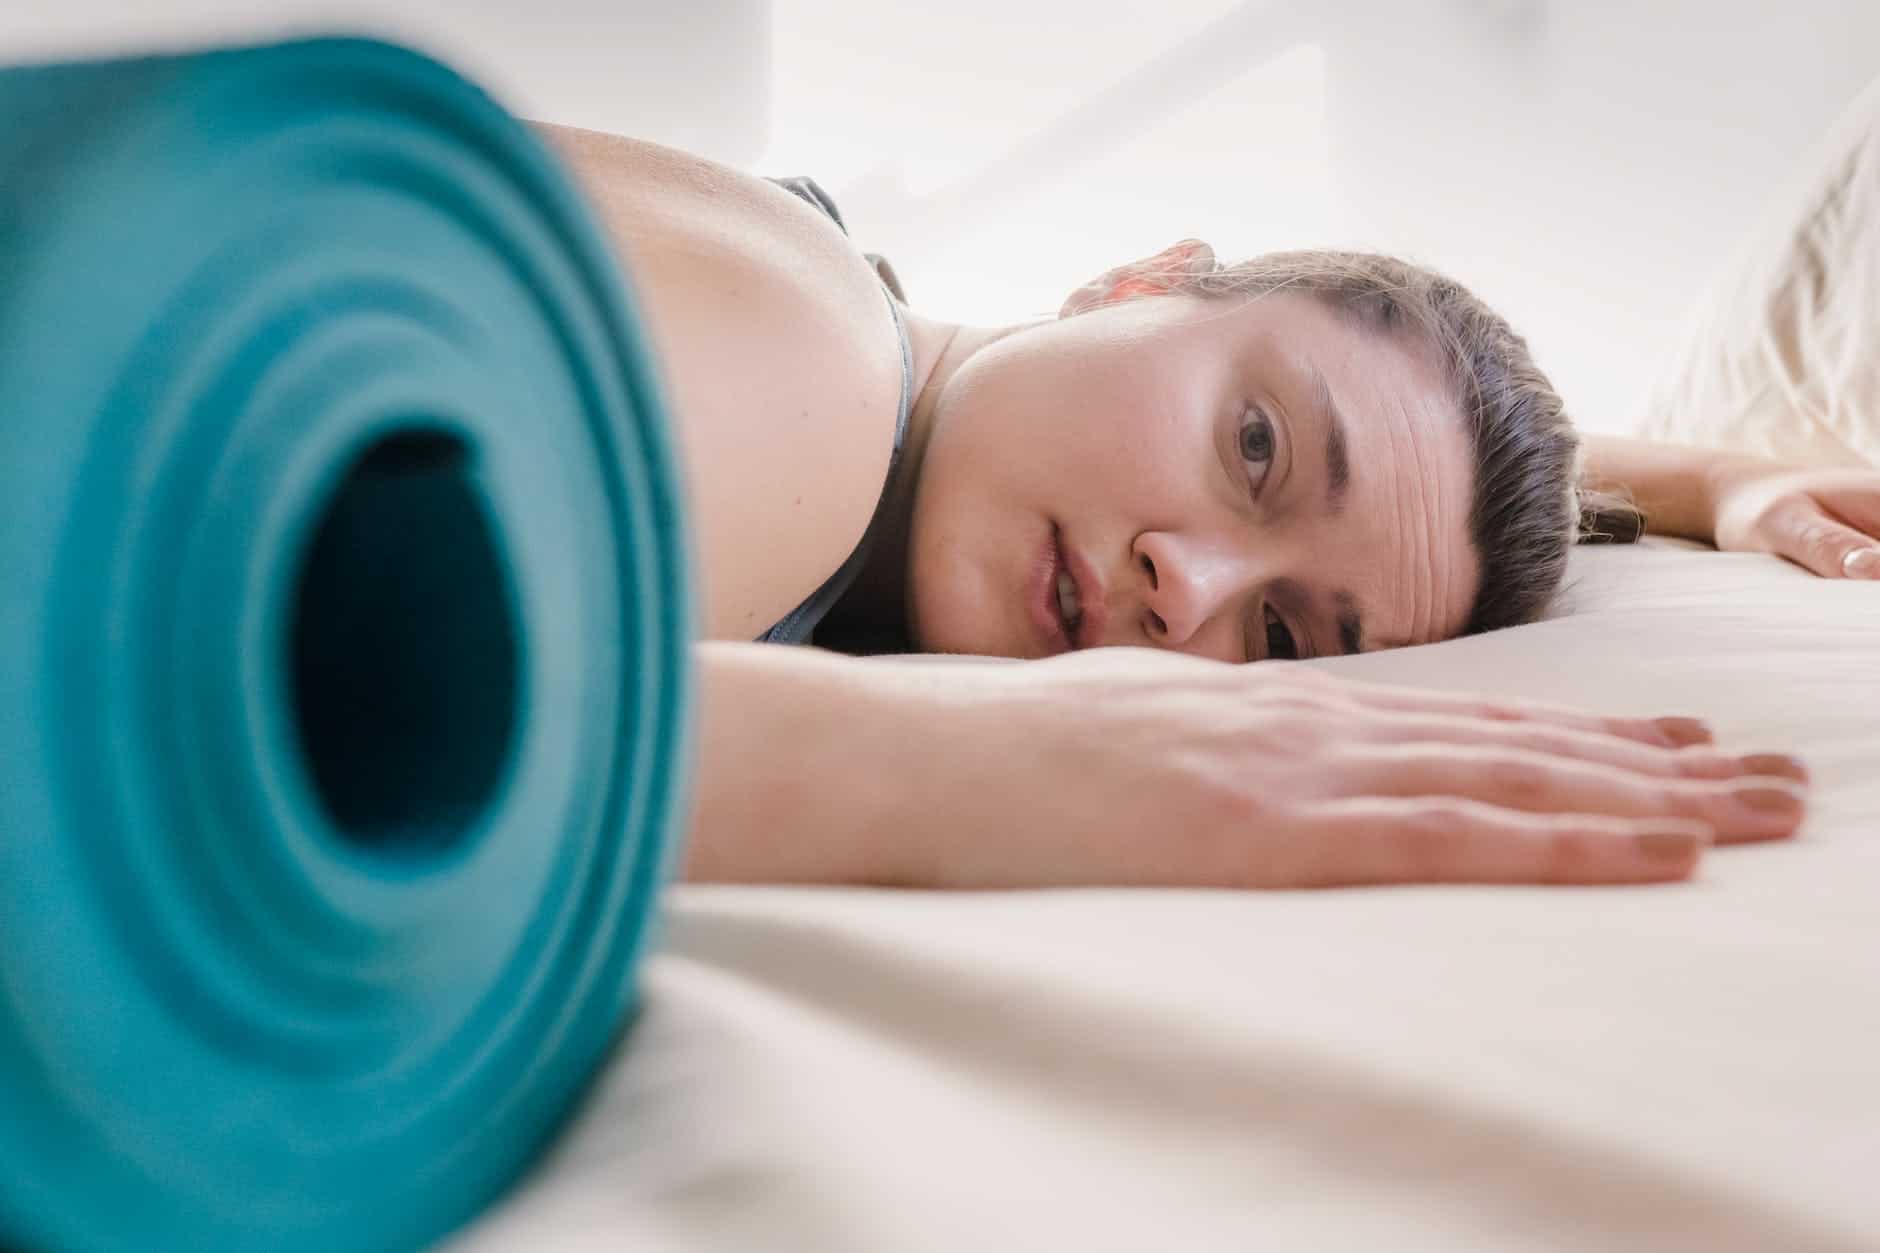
top-left (1222, 292), bottom-right (1481, 648)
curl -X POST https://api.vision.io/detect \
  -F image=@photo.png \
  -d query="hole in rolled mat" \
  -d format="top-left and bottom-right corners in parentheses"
top-left (289, 428), bottom-right (520, 856)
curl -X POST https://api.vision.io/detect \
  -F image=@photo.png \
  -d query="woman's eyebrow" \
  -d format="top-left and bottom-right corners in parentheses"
top-left (1307, 361), bottom-right (1352, 516)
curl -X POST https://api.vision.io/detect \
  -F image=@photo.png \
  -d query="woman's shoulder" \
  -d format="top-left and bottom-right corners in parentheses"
top-left (538, 126), bottom-right (905, 641)
top-left (538, 127), bottom-right (890, 335)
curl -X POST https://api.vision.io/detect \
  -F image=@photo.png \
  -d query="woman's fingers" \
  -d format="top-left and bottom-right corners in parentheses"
top-left (1293, 670), bottom-right (1712, 749)
top-left (1289, 797), bottom-right (1712, 887)
top-left (1769, 499), bottom-right (1880, 580)
top-left (1354, 710), bottom-right (1809, 785)
top-left (1820, 490), bottom-right (1880, 577)
top-left (1339, 744), bottom-right (1806, 846)
top-left (1815, 476), bottom-right (1880, 532)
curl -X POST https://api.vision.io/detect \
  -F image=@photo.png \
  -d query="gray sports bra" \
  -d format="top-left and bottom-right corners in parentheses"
top-left (756, 177), bottom-right (915, 646)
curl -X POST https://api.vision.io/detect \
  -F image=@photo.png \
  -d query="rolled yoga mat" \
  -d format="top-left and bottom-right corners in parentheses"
top-left (0, 35), bottom-right (693, 1253)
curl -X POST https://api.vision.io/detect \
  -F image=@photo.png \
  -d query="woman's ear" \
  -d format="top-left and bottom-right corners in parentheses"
top-left (1059, 238), bottom-right (1217, 318)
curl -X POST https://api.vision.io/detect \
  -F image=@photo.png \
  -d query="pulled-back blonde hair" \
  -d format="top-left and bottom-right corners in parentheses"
top-left (1171, 250), bottom-right (1641, 635)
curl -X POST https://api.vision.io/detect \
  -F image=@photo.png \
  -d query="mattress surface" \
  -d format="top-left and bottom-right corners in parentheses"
top-left (457, 540), bottom-right (1880, 1253)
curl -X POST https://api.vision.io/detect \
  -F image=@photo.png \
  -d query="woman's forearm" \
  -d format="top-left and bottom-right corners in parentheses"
top-left (679, 644), bottom-right (1805, 892)
top-left (682, 642), bottom-right (1005, 885)
top-left (1578, 433), bottom-right (1779, 544)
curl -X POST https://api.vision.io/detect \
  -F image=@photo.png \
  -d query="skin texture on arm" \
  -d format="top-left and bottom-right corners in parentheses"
top-left (682, 642), bottom-right (1809, 889)
top-left (1581, 433), bottom-right (1880, 578)
top-left (1578, 433), bottom-right (1747, 542)
top-left (682, 642), bottom-right (934, 885)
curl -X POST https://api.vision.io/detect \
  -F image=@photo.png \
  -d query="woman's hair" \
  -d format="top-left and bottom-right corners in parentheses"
top-left (1173, 250), bottom-right (1643, 636)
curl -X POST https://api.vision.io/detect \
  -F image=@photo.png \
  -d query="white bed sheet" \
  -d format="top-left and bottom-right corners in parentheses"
top-left (457, 539), bottom-right (1880, 1253)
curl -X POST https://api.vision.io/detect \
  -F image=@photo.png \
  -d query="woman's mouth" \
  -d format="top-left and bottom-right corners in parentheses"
top-left (1029, 524), bottom-right (1074, 654)
top-left (1030, 522), bottom-right (1103, 654)
top-left (1053, 564), bottom-right (1084, 638)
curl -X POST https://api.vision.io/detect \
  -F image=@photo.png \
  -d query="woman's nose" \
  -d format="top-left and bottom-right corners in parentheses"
top-left (1131, 530), bottom-right (1248, 650)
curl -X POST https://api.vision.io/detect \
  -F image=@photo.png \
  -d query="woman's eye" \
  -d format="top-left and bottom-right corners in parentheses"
top-left (1237, 408), bottom-right (1277, 495)
top-left (1264, 605), bottom-right (1298, 661)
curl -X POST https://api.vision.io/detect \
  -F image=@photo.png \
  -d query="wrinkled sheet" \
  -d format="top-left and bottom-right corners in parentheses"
top-left (458, 540), bottom-right (1880, 1253)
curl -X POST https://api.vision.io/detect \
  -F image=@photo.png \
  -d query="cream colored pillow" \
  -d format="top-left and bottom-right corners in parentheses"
top-left (1640, 75), bottom-right (1880, 468)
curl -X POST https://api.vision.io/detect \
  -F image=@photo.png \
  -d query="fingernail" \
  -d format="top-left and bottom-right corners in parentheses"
top-left (1733, 784), bottom-right (1804, 818)
top-left (1739, 753), bottom-right (1810, 784)
top-left (1636, 826), bottom-right (1708, 860)
top-left (1843, 548), bottom-right (1880, 578)
top-left (1656, 717), bottom-right (1713, 747)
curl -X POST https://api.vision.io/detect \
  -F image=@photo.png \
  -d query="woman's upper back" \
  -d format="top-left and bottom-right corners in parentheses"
top-left (534, 123), bottom-right (906, 641)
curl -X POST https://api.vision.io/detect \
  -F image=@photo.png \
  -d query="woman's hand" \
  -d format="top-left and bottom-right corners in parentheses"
top-left (916, 649), bottom-right (1808, 890)
top-left (1578, 434), bottom-right (1880, 576)
top-left (1710, 462), bottom-right (1880, 579)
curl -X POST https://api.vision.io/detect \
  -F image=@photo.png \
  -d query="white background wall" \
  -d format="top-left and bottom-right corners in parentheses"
top-left (5, 1), bottom-right (1878, 432)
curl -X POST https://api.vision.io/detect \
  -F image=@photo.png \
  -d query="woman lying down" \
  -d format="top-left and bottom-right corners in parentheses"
top-left (536, 121), bottom-right (1880, 891)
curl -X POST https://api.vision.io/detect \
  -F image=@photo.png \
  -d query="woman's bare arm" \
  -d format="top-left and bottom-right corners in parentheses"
top-left (1577, 433), bottom-right (1768, 543)
top-left (682, 642), bottom-right (956, 884)
top-left (681, 642), bottom-right (1806, 890)
top-left (1580, 433), bottom-right (1880, 577)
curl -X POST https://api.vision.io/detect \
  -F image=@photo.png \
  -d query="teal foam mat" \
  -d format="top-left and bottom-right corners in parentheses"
top-left (0, 34), bottom-right (694, 1252)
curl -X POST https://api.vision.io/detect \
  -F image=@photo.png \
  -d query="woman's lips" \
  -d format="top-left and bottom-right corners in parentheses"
top-left (1061, 538), bottom-right (1108, 649)
top-left (1029, 524), bottom-right (1073, 655)
top-left (1028, 523), bottom-right (1108, 654)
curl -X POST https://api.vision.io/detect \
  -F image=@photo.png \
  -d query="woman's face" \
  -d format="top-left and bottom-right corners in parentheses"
top-left (906, 286), bottom-right (1482, 661)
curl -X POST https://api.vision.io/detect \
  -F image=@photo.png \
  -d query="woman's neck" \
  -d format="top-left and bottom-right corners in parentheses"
top-left (817, 308), bottom-right (1026, 651)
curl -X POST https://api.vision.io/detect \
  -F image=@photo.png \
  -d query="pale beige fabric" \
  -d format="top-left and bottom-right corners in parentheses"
top-left (457, 540), bottom-right (1880, 1253)
top-left (1640, 76), bottom-right (1880, 467)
